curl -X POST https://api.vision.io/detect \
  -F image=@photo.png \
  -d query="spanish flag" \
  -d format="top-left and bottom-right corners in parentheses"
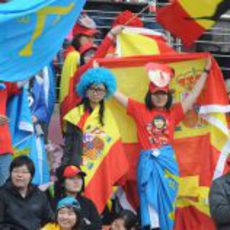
top-left (97, 52), bottom-right (230, 229)
top-left (59, 50), bottom-right (80, 121)
top-left (116, 27), bottom-right (176, 56)
top-left (157, 0), bottom-right (229, 47)
top-left (64, 105), bottom-right (129, 213)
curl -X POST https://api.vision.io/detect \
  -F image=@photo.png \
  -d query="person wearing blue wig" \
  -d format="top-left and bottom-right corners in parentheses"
top-left (62, 67), bottom-right (128, 215)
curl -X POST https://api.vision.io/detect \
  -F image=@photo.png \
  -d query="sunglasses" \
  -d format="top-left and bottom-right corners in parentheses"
top-left (88, 87), bottom-right (106, 94)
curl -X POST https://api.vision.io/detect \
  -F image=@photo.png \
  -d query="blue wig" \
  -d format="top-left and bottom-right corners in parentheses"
top-left (76, 67), bottom-right (117, 98)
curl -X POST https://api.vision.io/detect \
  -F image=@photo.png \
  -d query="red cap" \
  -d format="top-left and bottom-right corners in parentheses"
top-left (112, 10), bottom-right (143, 28)
top-left (63, 165), bottom-right (86, 178)
top-left (73, 14), bottom-right (98, 36)
top-left (149, 83), bottom-right (169, 94)
top-left (145, 63), bottom-right (174, 93)
top-left (73, 24), bottom-right (98, 36)
top-left (79, 42), bottom-right (97, 55)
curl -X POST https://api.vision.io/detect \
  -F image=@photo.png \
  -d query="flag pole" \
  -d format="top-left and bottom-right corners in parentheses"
top-left (123, 4), bottom-right (150, 26)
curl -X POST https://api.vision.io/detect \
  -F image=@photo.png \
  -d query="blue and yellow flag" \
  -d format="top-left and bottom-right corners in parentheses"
top-left (0, 0), bottom-right (86, 81)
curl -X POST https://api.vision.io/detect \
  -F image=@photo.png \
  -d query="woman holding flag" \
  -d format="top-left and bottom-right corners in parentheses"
top-left (62, 67), bottom-right (128, 214)
top-left (113, 57), bottom-right (212, 229)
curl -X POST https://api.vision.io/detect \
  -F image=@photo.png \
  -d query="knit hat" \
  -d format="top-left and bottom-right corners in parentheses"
top-left (57, 197), bottom-right (81, 211)
top-left (76, 67), bottom-right (117, 98)
top-left (145, 63), bottom-right (174, 93)
top-left (63, 165), bottom-right (86, 178)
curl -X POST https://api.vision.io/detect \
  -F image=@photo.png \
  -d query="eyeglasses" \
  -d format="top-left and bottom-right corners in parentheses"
top-left (88, 87), bottom-right (106, 94)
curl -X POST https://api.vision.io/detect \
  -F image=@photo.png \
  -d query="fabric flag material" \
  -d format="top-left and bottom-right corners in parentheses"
top-left (116, 27), bottom-right (176, 57)
top-left (0, 0), bottom-right (85, 81)
top-left (7, 87), bottom-right (50, 185)
top-left (64, 105), bottom-right (129, 213)
top-left (39, 64), bottom-right (56, 124)
top-left (59, 50), bottom-right (80, 123)
top-left (156, 0), bottom-right (229, 47)
top-left (96, 52), bottom-right (230, 229)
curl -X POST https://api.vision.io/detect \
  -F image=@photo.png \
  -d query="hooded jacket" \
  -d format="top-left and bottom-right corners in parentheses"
top-left (0, 181), bottom-right (53, 230)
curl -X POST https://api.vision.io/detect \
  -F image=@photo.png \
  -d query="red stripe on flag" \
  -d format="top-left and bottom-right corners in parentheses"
top-left (175, 206), bottom-right (215, 230)
top-left (84, 140), bottom-right (129, 213)
top-left (157, 1), bottom-right (205, 47)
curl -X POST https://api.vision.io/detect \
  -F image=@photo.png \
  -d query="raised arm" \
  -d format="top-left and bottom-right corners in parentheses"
top-left (181, 57), bottom-right (212, 114)
top-left (114, 91), bottom-right (128, 108)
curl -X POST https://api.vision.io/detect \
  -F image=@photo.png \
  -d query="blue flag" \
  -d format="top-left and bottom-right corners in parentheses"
top-left (7, 87), bottom-right (50, 185)
top-left (0, 0), bottom-right (86, 81)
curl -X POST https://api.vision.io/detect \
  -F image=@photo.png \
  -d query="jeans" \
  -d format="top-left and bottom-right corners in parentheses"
top-left (0, 153), bottom-right (12, 186)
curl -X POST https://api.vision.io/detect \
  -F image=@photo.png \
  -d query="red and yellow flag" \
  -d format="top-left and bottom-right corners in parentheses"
top-left (116, 27), bottom-right (176, 56)
top-left (157, 0), bottom-right (228, 47)
top-left (97, 52), bottom-right (230, 229)
top-left (59, 50), bottom-right (80, 121)
top-left (64, 105), bottom-right (129, 213)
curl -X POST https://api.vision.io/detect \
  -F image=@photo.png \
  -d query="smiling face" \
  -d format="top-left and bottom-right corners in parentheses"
top-left (111, 218), bottom-right (126, 230)
top-left (11, 165), bottom-right (32, 189)
top-left (57, 207), bottom-right (77, 230)
top-left (151, 91), bottom-right (168, 108)
top-left (86, 84), bottom-right (106, 104)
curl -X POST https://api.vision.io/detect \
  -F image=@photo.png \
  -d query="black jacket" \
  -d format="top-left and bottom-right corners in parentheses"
top-left (77, 194), bottom-right (102, 230)
top-left (0, 182), bottom-right (53, 230)
top-left (209, 173), bottom-right (230, 230)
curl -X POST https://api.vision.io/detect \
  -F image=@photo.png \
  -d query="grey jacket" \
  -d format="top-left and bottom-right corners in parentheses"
top-left (209, 173), bottom-right (230, 230)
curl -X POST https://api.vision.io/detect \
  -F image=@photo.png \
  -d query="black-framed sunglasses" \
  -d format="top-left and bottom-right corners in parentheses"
top-left (88, 86), bottom-right (106, 94)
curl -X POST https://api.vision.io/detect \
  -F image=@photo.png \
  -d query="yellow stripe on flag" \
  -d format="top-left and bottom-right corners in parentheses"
top-left (180, 0), bottom-right (223, 29)
top-left (59, 50), bottom-right (80, 103)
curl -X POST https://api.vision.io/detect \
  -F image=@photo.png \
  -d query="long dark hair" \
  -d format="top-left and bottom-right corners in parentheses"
top-left (144, 91), bottom-right (173, 111)
top-left (71, 34), bottom-right (82, 51)
top-left (79, 97), bottom-right (105, 126)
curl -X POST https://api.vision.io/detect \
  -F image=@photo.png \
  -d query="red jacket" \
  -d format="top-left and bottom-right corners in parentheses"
top-left (0, 83), bottom-right (20, 154)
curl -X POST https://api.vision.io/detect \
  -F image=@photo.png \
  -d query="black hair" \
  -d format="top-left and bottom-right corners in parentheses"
top-left (55, 206), bottom-right (82, 230)
top-left (79, 94), bottom-right (105, 126)
top-left (71, 34), bottom-right (82, 51)
top-left (10, 155), bottom-right (35, 178)
top-left (114, 209), bottom-right (138, 230)
top-left (54, 165), bottom-right (85, 204)
top-left (144, 91), bottom-right (173, 111)
top-left (80, 48), bottom-right (97, 66)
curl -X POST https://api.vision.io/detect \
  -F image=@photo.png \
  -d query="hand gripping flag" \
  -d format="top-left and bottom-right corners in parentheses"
top-left (156, 0), bottom-right (230, 47)
top-left (96, 52), bottom-right (230, 229)
top-left (0, 0), bottom-right (86, 81)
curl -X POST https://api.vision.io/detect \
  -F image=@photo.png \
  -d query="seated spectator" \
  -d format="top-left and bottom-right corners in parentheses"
top-left (42, 196), bottom-right (81, 230)
top-left (110, 210), bottom-right (138, 230)
top-left (0, 155), bottom-right (53, 230)
top-left (209, 172), bottom-right (230, 229)
top-left (52, 165), bottom-right (102, 230)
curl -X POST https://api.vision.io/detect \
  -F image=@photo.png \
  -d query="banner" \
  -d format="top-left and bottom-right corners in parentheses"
top-left (0, 0), bottom-right (85, 81)
top-left (7, 87), bottom-right (50, 185)
top-left (96, 52), bottom-right (230, 229)
top-left (157, 0), bottom-right (229, 47)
